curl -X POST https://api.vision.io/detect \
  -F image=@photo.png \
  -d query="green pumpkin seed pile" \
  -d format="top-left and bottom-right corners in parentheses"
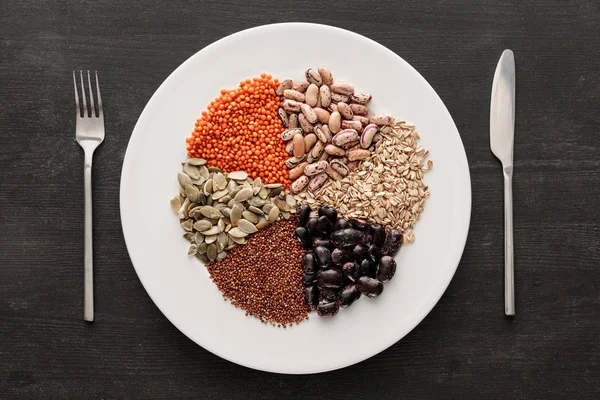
top-left (170, 158), bottom-right (297, 263)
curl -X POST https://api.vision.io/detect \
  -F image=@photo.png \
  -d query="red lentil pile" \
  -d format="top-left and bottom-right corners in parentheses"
top-left (206, 217), bottom-right (309, 326)
top-left (185, 73), bottom-right (292, 187)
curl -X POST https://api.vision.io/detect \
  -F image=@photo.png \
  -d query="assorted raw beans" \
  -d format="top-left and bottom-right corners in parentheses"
top-left (171, 68), bottom-right (432, 325)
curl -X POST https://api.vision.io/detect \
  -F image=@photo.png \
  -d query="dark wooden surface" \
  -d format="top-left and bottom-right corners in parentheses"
top-left (1, 1), bottom-right (599, 398)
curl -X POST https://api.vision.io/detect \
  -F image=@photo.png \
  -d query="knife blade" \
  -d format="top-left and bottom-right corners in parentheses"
top-left (490, 49), bottom-right (516, 316)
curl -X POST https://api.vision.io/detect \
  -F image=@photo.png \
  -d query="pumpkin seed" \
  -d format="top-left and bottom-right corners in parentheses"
top-left (258, 186), bottom-right (269, 199)
top-left (263, 203), bottom-right (274, 214)
top-left (231, 236), bottom-right (247, 245)
top-left (235, 188), bottom-right (253, 202)
top-left (286, 195), bottom-right (297, 208)
top-left (225, 244), bottom-right (238, 251)
top-left (265, 183), bottom-right (283, 189)
top-left (227, 180), bottom-right (238, 192)
top-left (198, 165), bottom-right (210, 179)
top-left (273, 197), bottom-right (290, 212)
top-left (194, 231), bottom-right (205, 244)
top-left (193, 220), bottom-right (212, 232)
top-left (212, 189), bottom-right (229, 200)
top-left (217, 218), bottom-right (225, 232)
top-left (181, 219), bottom-right (193, 231)
top-left (205, 234), bottom-right (218, 244)
top-left (191, 176), bottom-right (206, 186)
top-left (183, 232), bottom-right (194, 241)
top-left (256, 221), bottom-right (271, 230)
top-left (228, 171), bottom-right (248, 181)
top-left (188, 244), bottom-right (198, 255)
top-left (206, 243), bottom-right (217, 261)
top-left (242, 211), bottom-right (259, 224)
top-left (203, 179), bottom-right (213, 196)
top-left (225, 224), bottom-right (232, 232)
top-left (196, 253), bottom-right (210, 263)
top-left (213, 173), bottom-right (227, 190)
top-left (268, 206), bottom-right (280, 222)
top-left (197, 242), bottom-right (208, 254)
top-left (178, 198), bottom-right (190, 219)
top-left (208, 166), bottom-right (222, 173)
top-left (219, 195), bottom-right (232, 204)
top-left (217, 251), bottom-right (227, 260)
top-left (183, 163), bottom-right (200, 179)
top-left (206, 196), bottom-right (213, 206)
top-left (178, 172), bottom-right (192, 187)
top-left (185, 184), bottom-right (200, 202)
top-left (269, 187), bottom-right (284, 197)
top-left (201, 226), bottom-right (221, 236)
top-left (199, 206), bottom-right (222, 219)
top-left (253, 177), bottom-right (262, 186)
top-left (170, 195), bottom-right (182, 214)
top-left (221, 207), bottom-right (232, 218)
top-left (228, 227), bottom-right (248, 238)
top-left (248, 205), bottom-right (264, 215)
top-left (187, 158), bottom-right (206, 166)
top-left (238, 219), bottom-right (258, 234)
top-left (231, 204), bottom-right (242, 226)
top-left (281, 211), bottom-right (291, 219)
top-left (249, 197), bottom-right (266, 207)
top-left (217, 232), bottom-right (228, 248)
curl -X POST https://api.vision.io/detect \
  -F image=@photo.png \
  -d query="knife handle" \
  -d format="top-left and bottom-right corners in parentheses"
top-left (503, 166), bottom-right (515, 316)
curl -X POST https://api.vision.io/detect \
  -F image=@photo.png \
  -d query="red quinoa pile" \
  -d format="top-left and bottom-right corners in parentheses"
top-left (206, 217), bottom-right (309, 327)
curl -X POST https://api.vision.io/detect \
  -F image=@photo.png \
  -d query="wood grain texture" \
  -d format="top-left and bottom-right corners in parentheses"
top-left (1, 0), bottom-right (599, 399)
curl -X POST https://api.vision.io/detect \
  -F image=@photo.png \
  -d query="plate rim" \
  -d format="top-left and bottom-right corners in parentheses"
top-left (120, 22), bottom-right (472, 374)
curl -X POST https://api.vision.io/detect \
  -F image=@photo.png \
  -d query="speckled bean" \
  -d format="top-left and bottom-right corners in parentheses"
top-left (318, 67), bottom-right (333, 85)
top-left (278, 108), bottom-right (289, 128)
top-left (293, 80), bottom-right (310, 92)
top-left (304, 160), bottom-right (329, 176)
top-left (330, 159), bottom-right (349, 176)
top-left (304, 133), bottom-right (317, 152)
top-left (330, 81), bottom-right (354, 96)
top-left (324, 144), bottom-right (346, 156)
top-left (313, 107), bottom-right (330, 124)
top-left (308, 173), bottom-right (329, 192)
top-left (292, 133), bottom-right (305, 158)
top-left (283, 89), bottom-right (305, 102)
top-left (332, 129), bottom-right (359, 147)
top-left (300, 103), bottom-right (318, 124)
top-left (342, 120), bottom-right (363, 132)
top-left (370, 114), bottom-right (393, 125)
top-left (288, 113), bottom-right (299, 128)
top-left (305, 84), bottom-right (319, 107)
top-left (360, 124), bottom-right (379, 148)
top-left (283, 99), bottom-right (302, 113)
top-left (347, 148), bottom-right (371, 161)
top-left (289, 162), bottom-right (308, 180)
top-left (276, 79), bottom-right (293, 96)
top-left (325, 163), bottom-right (344, 180)
top-left (319, 85), bottom-right (331, 108)
top-left (350, 103), bottom-right (369, 116)
top-left (330, 92), bottom-right (349, 103)
top-left (329, 111), bottom-right (341, 133)
top-left (305, 68), bottom-right (323, 86)
top-left (350, 91), bottom-right (372, 104)
top-left (337, 102), bottom-right (353, 119)
top-left (298, 113), bottom-right (314, 133)
top-left (285, 140), bottom-right (294, 155)
top-left (353, 115), bottom-right (370, 127)
top-left (314, 125), bottom-right (331, 143)
top-left (281, 127), bottom-right (302, 141)
top-left (291, 175), bottom-right (310, 193)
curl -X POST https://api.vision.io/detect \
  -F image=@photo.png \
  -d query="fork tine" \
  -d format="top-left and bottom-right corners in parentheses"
top-left (79, 70), bottom-right (88, 117)
top-left (95, 71), bottom-right (103, 117)
top-left (87, 70), bottom-right (96, 118)
top-left (73, 71), bottom-right (80, 117)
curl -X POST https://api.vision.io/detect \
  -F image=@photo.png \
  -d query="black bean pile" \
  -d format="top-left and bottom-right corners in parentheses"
top-left (295, 205), bottom-right (402, 318)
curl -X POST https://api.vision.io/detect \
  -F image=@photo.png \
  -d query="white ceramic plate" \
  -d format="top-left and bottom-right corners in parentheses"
top-left (120, 23), bottom-right (471, 374)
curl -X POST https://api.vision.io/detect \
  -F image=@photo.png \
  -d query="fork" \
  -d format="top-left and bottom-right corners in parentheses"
top-left (73, 71), bottom-right (104, 322)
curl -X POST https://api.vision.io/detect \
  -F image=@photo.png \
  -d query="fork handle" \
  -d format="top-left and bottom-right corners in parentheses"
top-left (503, 166), bottom-right (515, 316)
top-left (84, 150), bottom-right (95, 322)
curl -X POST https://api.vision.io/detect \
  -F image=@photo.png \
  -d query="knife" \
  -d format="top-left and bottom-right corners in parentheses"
top-left (490, 49), bottom-right (516, 316)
